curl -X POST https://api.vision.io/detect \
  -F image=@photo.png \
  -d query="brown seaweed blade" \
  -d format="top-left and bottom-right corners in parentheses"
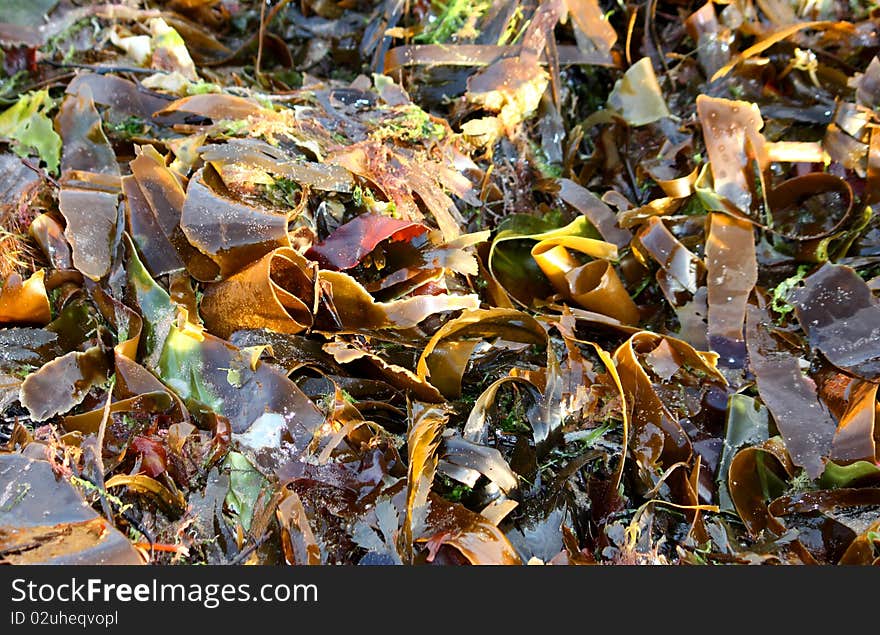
top-left (200, 247), bottom-right (313, 339)
top-left (792, 263), bottom-right (880, 381)
top-left (565, 0), bottom-right (616, 65)
top-left (129, 146), bottom-right (220, 282)
top-left (57, 188), bottom-right (119, 281)
top-left (0, 454), bottom-right (143, 565)
top-left (402, 402), bottom-right (446, 562)
top-left (55, 89), bottom-right (121, 281)
top-left (420, 494), bottom-right (521, 565)
top-left (0, 270), bottom-right (51, 325)
top-left (65, 73), bottom-right (172, 122)
top-left (746, 305), bottom-right (836, 479)
top-left (181, 167), bottom-right (289, 278)
top-left (636, 216), bottom-right (703, 296)
top-left (123, 174), bottom-right (185, 277)
top-left (557, 178), bottom-right (631, 248)
top-left (696, 95), bottom-right (766, 214)
top-left (613, 332), bottom-right (725, 474)
top-left (18, 346), bottom-right (109, 422)
top-left (705, 213), bottom-right (757, 368)
top-left (830, 381), bottom-right (877, 465)
top-left (728, 437), bottom-right (794, 537)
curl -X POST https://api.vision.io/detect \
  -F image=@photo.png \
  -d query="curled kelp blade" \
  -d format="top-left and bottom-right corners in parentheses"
top-left (728, 437), bottom-right (795, 537)
top-left (417, 308), bottom-right (548, 398)
top-left (199, 241), bottom-right (479, 338)
top-left (0, 454), bottom-right (143, 564)
top-left (767, 173), bottom-right (854, 242)
top-left (556, 178), bottom-right (631, 248)
top-left (402, 402), bottom-right (446, 562)
top-left (612, 331), bottom-right (726, 474)
top-left (63, 391), bottom-right (173, 435)
top-left (530, 238), bottom-right (638, 324)
top-left (0, 270), bottom-right (51, 325)
top-left (200, 247), bottom-right (314, 340)
top-left (489, 214), bottom-right (616, 308)
top-left (277, 488), bottom-right (322, 565)
top-left (418, 493), bottom-right (521, 565)
top-left (129, 145), bottom-right (220, 282)
top-left (717, 395), bottom-right (770, 513)
top-left (322, 340), bottom-right (442, 403)
top-left (830, 381), bottom-right (877, 465)
top-left (317, 270), bottom-right (479, 333)
top-left (635, 216), bottom-right (704, 296)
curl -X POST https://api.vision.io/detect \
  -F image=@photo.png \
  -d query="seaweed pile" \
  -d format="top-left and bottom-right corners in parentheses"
top-left (1, 0), bottom-right (879, 565)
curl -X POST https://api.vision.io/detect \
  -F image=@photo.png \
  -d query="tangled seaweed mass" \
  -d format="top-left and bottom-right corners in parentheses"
top-left (1, 0), bottom-right (880, 565)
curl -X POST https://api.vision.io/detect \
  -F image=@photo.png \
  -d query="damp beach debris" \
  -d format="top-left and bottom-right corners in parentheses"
top-left (1, 0), bottom-right (880, 566)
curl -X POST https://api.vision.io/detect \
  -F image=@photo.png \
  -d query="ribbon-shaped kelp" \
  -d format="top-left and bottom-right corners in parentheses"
top-left (641, 141), bottom-right (701, 201)
top-left (613, 332), bottom-right (726, 477)
top-left (489, 214), bottom-right (635, 323)
top-left (555, 178), bottom-right (631, 248)
top-left (717, 395), bottom-right (770, 513)
top-left (200, 242), bottom-right (479, 339)
top-left (417, 308), bottom-right (549, 398)
top-left (696, 95), bottom-right (767, 215)
top-left (634, 216), bottom-right (706, 344)
top-left (793, 263), bottom-right (880, 381)
top-left (409, 309), bottom-right (563, 486)
top-left (322, 340), bottom-right (443, 403)
top-left (402, 402), bottom-right (446, 563)
top-left (55, 86), bottom-right (121, 281)
top-left (154, 92), bottom-right (271, 123)
top-left (766, 173), bottom-right (854, 242)
top-left (729, 435), bottom-right (880, 562)
top-left (746, 304), bottom-right (837, 479)
top-left (696, 95), bottom-right (857, 255)
top-left (705, 213), bottom-right (757, 368)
